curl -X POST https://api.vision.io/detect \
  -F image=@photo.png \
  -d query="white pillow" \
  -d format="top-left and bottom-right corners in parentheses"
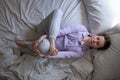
top-left (83, 0), bottom-right (117, 34)
top-left (92, 24), bottom-right (120, 80)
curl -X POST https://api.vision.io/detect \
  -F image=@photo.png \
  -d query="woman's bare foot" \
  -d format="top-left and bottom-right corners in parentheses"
top-left (16, 41), bottom-right (28, 48)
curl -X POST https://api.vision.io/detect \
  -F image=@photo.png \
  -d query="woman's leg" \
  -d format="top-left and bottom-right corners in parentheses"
top-left (35, 9), bottom-right (63, 56)
top-left (48, 9), bottom-right (63, 39)
top-left (16, 41), bottom-right (33, 50)
top-left (16, 41), bottom-right (44, 57)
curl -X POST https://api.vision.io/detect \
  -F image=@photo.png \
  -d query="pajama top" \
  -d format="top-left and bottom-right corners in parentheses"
top-left (47, 24), bottom-right (90, 58)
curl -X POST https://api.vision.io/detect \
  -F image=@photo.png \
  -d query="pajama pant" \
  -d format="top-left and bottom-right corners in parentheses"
top-left (27, 9), bottom-right (63, 54)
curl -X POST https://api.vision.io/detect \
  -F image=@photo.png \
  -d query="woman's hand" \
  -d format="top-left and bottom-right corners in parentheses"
top-left (32, 34), bottom-right (47, 57)
top-left (49, 45), bottom-right (58, 56)
top-left (33, 48), bottom-right (44, 57)
top-left (32, 40), bottom-right (39, 52)
top-left (33, 34), bottom-right (47, 50)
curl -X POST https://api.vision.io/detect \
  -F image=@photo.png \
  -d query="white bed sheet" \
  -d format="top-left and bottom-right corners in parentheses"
top-left (0, 0), bottom-right (93, 80)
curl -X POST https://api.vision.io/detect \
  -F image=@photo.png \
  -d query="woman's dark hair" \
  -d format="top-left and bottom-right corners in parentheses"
top-left (97, 33), bottom-right (111, 50)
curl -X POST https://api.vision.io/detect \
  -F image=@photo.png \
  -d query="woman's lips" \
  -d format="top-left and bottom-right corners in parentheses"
top-left (89, 37), bottom-right (93, 45)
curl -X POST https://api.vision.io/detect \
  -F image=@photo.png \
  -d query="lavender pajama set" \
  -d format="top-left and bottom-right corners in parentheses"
top-left (28, 9), bottom-right (90, 58)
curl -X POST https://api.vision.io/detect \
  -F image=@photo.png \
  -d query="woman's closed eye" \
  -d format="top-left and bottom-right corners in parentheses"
top-left (97, 37), bottom-right (99, 40)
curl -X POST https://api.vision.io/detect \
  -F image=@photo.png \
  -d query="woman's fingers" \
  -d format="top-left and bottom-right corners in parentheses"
top-left (49, 49), bottom-right (58, 56)
top-left (32, 41), bottom-right (39, 50)
top-left (55, 49), bottom-right (58, 53)
top-left (35, 49), bottom-right (44, 57)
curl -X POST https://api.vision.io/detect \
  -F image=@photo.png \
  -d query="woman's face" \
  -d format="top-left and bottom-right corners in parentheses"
top-left (86, 35), bottom-right (105, 48)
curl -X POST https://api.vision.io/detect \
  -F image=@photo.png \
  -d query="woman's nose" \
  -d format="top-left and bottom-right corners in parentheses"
top-left (93, 39), bottom-right (98, 43)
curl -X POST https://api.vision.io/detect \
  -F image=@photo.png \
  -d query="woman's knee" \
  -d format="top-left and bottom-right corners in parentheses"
top-left (53, 9), bottom-right (63, 16)
top-left (38, 38), bottom-right (50, 54)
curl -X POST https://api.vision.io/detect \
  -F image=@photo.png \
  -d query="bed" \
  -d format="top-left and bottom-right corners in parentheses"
top-left (0, 0), bottom-right (120, 80)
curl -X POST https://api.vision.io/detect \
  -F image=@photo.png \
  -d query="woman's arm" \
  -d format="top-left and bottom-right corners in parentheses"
top-left (47, 51), bottom-right (84, 58)
top-left (37, 35), bottom-right (47, 42)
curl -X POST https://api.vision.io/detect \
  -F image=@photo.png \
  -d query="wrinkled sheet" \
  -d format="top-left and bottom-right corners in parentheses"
top-left (0, 0), bottom-right (93, 80)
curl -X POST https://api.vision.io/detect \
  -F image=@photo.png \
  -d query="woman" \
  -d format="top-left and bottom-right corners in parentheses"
top-left (16, 9), bottom-right (111, 58)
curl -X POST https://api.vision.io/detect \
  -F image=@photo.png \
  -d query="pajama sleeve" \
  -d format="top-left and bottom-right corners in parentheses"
top-left (57, 24), bottom-right (88, 37)
top-left (47, 51), bottom-right (84, 58)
